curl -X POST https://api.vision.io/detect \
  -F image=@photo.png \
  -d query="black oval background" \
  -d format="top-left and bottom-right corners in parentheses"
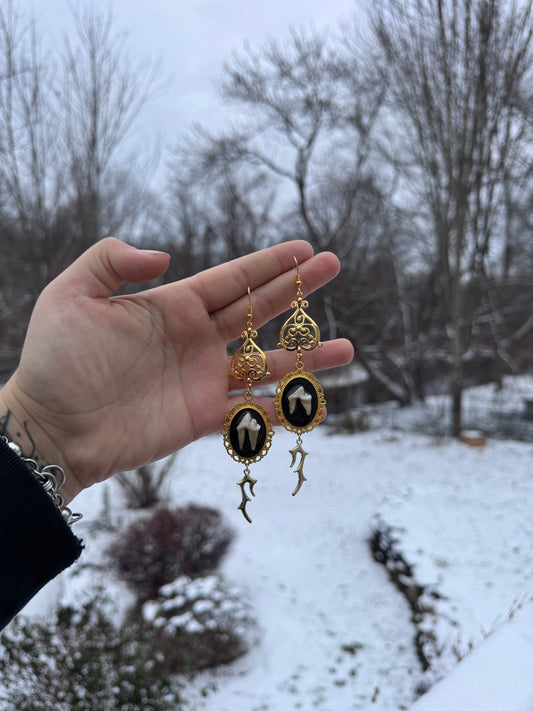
top-left (281, 376), bottom-right (319, 428)
top-left (229, 407), bottom-right (267, 458)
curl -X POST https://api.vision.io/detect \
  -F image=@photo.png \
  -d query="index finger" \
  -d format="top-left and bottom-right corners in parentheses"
top-left (186, 240), bottom-right (315, 314)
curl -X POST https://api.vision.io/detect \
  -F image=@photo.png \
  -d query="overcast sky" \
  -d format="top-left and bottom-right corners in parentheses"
top-left (17, 0), bottom-right (356, 149)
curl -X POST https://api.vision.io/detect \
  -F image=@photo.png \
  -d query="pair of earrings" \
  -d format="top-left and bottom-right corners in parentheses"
top-left (222, 258), bottom-right (326, 522)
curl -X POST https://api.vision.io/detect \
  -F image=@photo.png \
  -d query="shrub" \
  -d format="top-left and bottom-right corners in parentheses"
top-left (116, 454), bottom-right (176, 509)
top-left (107, 504), bottom-right (235, 602)
top-left (141, 574), bottom-right (257, 673)
top-left (0, 594), bottom-right (184, 711)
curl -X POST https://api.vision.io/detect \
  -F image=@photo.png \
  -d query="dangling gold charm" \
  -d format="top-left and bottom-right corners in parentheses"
top-left (288, 438), bottom-right (308, 495)
top-left (278, 283), bottom-right (322, 354)
top-left (274, 258), bottom-right (326, 495)
top-left (222, 289), bottom-right (273, 522)
top-left (230, 310), bottom-right (269, 384)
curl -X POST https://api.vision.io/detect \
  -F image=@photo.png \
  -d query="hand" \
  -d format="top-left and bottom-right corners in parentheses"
top-left (0, 238), bottom-right (353, 502)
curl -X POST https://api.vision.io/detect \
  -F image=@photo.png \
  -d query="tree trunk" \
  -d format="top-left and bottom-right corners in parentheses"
top-left (451, 374), bottom-right (463, 437)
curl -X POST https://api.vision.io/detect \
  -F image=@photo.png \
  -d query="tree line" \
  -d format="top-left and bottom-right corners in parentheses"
top-left (1, 0), bottom-right (532, 435)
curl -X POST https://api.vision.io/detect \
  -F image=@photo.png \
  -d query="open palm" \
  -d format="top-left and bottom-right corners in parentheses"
top-left (1, 238), bottom-right (353, 502)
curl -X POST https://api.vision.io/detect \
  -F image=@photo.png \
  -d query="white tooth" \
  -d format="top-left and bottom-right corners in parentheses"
top-left (248, 419), bottom-right (261, 449)
top-left (288, 385), bottom-right (312, 415)
top-left (237, 412), bottom-right (261, 450)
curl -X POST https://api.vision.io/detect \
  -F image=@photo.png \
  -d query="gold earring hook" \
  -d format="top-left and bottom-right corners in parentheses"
top-left (247, 286), bottom-right (253, 332)
top-left (293, 257), bottom-right (302, 302)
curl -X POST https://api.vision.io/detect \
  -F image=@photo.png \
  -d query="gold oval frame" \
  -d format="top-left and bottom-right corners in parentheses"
top-left (273, 369), bottom-right (326, 435)
top-left (222, 401), bottom-right (274, 465)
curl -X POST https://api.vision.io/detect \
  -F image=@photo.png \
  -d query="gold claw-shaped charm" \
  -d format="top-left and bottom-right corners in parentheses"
top-left (237, 468), bottom-right (257, 523)
top-left (289, 440), bottom-right (308, 496)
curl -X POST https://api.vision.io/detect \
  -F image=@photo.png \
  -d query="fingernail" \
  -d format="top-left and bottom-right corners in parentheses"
top-left (140, 249), bottom-right (170, 257)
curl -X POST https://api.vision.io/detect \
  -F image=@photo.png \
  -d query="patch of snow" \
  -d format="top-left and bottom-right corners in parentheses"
top-left (193, 599), bottom-right (215, 615)
top-left (142, 600), bottom-right (159, 623)
top-left (185, 619), bottom-right (206, 635)
top-left (169, 612), bottom-right (193, 630)
top-left (411, 600), bottom-right (533, 711)
top-left (185, 576), bottom-right (219, 599)
top-left (11, 375), bottom-right (533, 711)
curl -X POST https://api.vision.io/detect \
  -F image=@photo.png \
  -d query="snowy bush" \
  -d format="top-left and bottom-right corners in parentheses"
top-left (141, 574), bottom-right (257, 673)
top-left (0, 594), bottom-right (184, 711)
top-left (107, 504), bottom-right (235, 602)
top-left (116, 454), bottom-right (176, 509)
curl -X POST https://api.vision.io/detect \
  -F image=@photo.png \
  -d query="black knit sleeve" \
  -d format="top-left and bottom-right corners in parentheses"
top-left (0, 438), bottom-right (83, 630)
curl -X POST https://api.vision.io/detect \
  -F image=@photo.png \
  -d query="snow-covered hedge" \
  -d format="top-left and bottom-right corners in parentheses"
top-left (0, 592), bottom-right (184, 711)
top-left (142, 574), bottom-right (257, 672)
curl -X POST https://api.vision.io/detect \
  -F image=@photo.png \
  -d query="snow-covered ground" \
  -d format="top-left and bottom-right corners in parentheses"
top-left (410, 599), bottom-right (533, 711)
top-left (16, 376), bottom-right (533, 709)
top-left (360, 374), bottom-right (533, 443)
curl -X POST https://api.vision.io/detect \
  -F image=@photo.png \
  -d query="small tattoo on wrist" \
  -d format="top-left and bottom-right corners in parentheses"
top-left (0, 410), bottom-right (39, 462)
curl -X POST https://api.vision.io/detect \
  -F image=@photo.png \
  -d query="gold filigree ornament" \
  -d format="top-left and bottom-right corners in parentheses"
top-left (274, 258), bottom-right (326, 496)
top-left (222, 288), bottom-right (274, 523)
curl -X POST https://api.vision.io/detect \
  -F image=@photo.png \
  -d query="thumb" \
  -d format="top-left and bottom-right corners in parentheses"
top-left (55, 237), bottom-right (170, 298)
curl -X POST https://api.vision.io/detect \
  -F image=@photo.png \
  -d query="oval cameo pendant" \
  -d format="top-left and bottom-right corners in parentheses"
top-left (223, 401), bottom-right (274, 464)
top-left (274, 369), bottom-right (325, 434)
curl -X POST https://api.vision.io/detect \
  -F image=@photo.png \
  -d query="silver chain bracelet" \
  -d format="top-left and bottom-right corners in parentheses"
top-left (1, 435), bottom-right (82, 525)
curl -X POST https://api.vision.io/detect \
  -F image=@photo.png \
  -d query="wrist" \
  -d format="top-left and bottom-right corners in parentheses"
top-left (0, 378), bottom-right (81, 505)
top-left (0, 433), bottom-right (82, 525)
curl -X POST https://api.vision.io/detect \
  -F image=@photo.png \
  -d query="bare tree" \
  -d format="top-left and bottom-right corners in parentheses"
top-left (215, 28), bottom-right (385, 252)
top-left (368, 0), bottom-right (533, 434)
top-left (216, 28), bottom-right (430, 402)
top-left (0, 3), bottom-right (64, 290)
top-left (163, 27), bottom-right (426, 403)
top-left (0, 3), bottom-right (65, 379)
top-left (0, 5), bottom-right (162, 378)
top-left (161, 130), bottom-right (278, 283)
top-left (160, 6), bottom-right (533, 412)
top-left (61, 6), bottom-right (160, 251)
